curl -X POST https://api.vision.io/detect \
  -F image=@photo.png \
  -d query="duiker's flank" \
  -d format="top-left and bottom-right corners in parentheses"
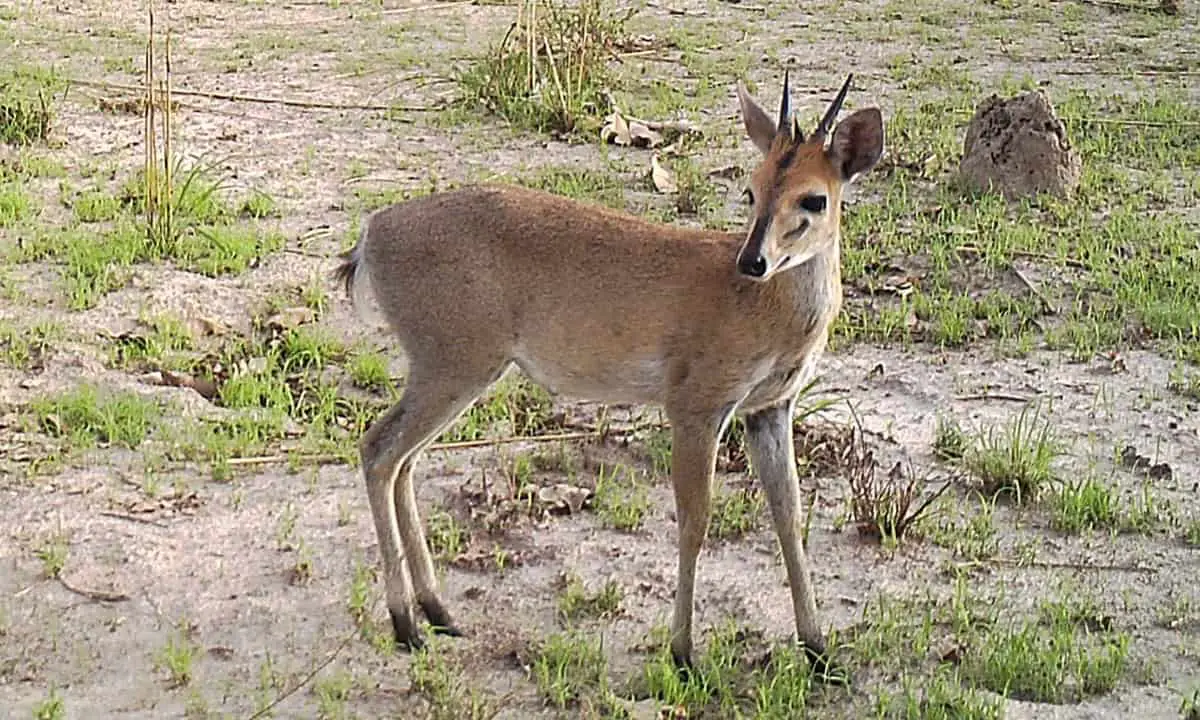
top-left (335, 72), bottom-right (884, 677)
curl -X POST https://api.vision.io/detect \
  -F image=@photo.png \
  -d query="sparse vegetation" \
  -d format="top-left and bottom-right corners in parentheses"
top-left (31, 687), bottom-right (65, 720)
top-left (848, 451), bottom-right (951, 545)
top-left (531, 630), bottom-right (624, 713)
top-left (35, 532), bottom-right (68, 579)
top-left (427, 507), bottom-right (469, 563)
top-left (410, 639), bottom-right (493, 720)
top-left (591, 463), bottom-right (650, 532)
top-left (1052, 474), bottom-right (1121, 534)
top-left (0, 66), bottom-right (58, 144)
top-left (0, 181), bottom-right (36, 226)
top-left (0, 320), bottom-right (60, 369)
top-left (1186, 520), bottom-right (1200, 548)
top-left (933, 414), bottom-right (969, 461)
top-left (964, 599), bottom-right (1130, 703)
top-left (557, 573), bottom-right (623, 623)
top-left (964, 402), bottom-right (1062, 502)
top-left (457, 0), bottom-right (633, 134)
top-left (155, 624), bottom-right (200, 688)
top-left (439, 373), bottom-right (556, 442)
top-left (31, 384), bottom-right (162, 449)
top-left (347, 349), bottom-right (392, 391)
top-left (707, 485), bottom-right (764, 541)
top-left (643, 619), bottom-right (816, 716)
top-left (1182, 687), bottom-right (1200, 720)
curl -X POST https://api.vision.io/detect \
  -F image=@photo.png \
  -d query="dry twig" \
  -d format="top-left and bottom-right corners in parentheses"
top-left (99, 511), bottom-right (168, 528)
top-left (955, 393), bottom-right (1036, 403)
top-left (59, 575), bottom-right (130, 603)
top-left (223, 430), bottom-right (606, 467)
top-left (244, 628), bottom-right (356, 720)
top-left (67, 78), bottom-right (440, 112)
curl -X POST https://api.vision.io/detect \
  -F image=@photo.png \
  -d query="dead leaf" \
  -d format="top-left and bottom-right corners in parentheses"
top-left (936, 638), bottom-right (965, 664)
top-left (537, 483), bottom-right (592, 515)
top-left (600, 111), bottom-right (631, 145)
top-left (708, 165), bottom-right (744, 180)
top-left (601, 111), bottom-right (664, 149)
top-left (266, 307), bottom-right (314, 331)
top-left (192, 316), bottom-right (229, 337)
top-left (159, 369), bottom-right (219, 400)
top-left (244, 356), bottom-right (269, 375)
top-left (650, 155), bottom-right (677, 193)
top-left (630, 121), bottom-right (663, 148)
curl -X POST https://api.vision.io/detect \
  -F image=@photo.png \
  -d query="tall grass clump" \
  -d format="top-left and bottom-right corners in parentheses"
top-left (457, 0), bottom-right (633, 135)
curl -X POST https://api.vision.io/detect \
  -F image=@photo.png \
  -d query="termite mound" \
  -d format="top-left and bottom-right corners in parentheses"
top-left (959, 89), bottom-right (1082, 200)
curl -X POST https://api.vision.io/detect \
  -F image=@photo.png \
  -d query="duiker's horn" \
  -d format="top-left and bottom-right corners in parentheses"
top-left (813, 74), bottom-right (853, 140)
top-left (777, 69), bottom-right (793, 137)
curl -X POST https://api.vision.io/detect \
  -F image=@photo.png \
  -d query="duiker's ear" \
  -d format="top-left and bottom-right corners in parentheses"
top-left (737, 82), bottom-right (777, 155)
top-left (827, 107), bottom-right (884, 183)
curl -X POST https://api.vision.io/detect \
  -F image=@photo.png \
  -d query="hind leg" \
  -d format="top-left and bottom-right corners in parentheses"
top-left (395, 458), bottom-right (460, 635)
top-left (360, 359), bottom-right (507, 650)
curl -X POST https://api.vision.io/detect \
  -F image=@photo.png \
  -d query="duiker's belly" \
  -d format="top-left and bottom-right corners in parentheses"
top-left (512, 346), bottom-right (667, 405)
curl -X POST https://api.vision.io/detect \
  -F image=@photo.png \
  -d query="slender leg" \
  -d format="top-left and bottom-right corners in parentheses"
top-left (743, 399), bottom-right (842, 681)
top-left (360, 403), bottom-right (422, 649)
top-left (394, 458), bottom-right (459, 635)
top-left (665, 413), bottom-right (723, 668)
top-left (360, 363), bottom-right (503, 650)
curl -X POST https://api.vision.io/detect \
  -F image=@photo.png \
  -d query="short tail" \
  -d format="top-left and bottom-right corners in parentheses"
top-left (332, 221), bottom-right (381, 327)
top-left (333, 221), bottom-right (370, 306)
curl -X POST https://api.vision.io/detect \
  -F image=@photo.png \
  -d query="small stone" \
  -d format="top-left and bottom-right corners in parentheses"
top-left (959, 90), bottom-right (1081, 200)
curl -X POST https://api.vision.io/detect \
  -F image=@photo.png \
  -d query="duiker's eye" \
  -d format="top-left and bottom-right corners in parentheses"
top-left (798, 194), bottom-right (827, 213)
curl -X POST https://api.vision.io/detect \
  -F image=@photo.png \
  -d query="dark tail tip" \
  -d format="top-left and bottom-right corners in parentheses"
top-left (332, 245), bottom-right (359, 299)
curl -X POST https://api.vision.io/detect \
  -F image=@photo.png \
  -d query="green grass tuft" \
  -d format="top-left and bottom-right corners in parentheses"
top-left (591, 463), bottom-right (650, 532)
top-left (1051, 474), bottom-right (1121, 534)
top-left (31, 385), bottom-right (161, 449)
top-left (964, 403), bottom-right (1062, 502)
top-left (457, 0), bottom-right (632, 135)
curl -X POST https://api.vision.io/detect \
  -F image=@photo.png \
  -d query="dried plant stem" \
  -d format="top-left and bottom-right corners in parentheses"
top-left (541, 36), bottom-right (569, 118)
top-left (221, 431), bottom-right (605, 468)
top-left (144, 5), bottom-right (157, 236)
top-left (163, 25), bottom-right (173, 245)
top-left (243, 628), bottom-right (356, 720)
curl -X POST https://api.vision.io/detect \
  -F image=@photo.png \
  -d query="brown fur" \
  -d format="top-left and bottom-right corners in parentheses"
top-left (336, 75), bottom-right (885, 677)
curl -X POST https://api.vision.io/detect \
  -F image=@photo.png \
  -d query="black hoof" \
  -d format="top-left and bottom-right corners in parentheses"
top-left (390, 610), bottom-right (426, 652)
top-left (670, 647), bottom-right (698, 682)
top-left (420, 601), bottom-right (463, 637)
top-left (801, 641), bottom-right (849, 686)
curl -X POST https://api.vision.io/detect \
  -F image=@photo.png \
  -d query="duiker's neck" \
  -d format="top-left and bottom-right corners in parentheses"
top-left (778, 235), bottom-right (842, 312)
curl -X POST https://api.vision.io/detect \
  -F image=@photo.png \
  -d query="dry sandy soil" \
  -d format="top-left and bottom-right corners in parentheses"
top-left (1, 0), bottom-right (1198, 718)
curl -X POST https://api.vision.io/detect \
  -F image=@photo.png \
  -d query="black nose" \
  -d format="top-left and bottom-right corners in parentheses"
top-left (739, 255), bottom-right (768, 277)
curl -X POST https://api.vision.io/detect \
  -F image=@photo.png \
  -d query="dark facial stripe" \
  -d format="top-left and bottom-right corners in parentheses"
top-left (739, 215), bottom-right (770, 264)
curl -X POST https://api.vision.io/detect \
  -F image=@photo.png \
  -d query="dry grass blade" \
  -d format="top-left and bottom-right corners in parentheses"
top-left (843, 412), bottom-right (952, 544)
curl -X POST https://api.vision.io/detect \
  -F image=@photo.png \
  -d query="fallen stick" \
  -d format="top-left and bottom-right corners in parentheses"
top-left (66, 78), bottom-right (440, 112)
top-left (222, 430), bottom-right (606, 467)
top-left (958, 557), bottom-right (1158, 574)
top-left (99, 511), bottom-right (168, 528)
top-left (1011, 264), bottom-right (1058, 315)
top-left (59, 576), bottom-right (130, 602)
top-left (954, 244), bottom-right (1087, 270)
top-left (380, 0), bottom-right (475, 15)
top-left (954, 393), bottom-right (1036, 403)
top-left (244, 628), bottom-right (356, 720)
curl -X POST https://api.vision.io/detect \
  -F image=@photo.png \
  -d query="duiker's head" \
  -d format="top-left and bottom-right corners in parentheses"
top-left (734, 72), bottom-right (884, 281)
